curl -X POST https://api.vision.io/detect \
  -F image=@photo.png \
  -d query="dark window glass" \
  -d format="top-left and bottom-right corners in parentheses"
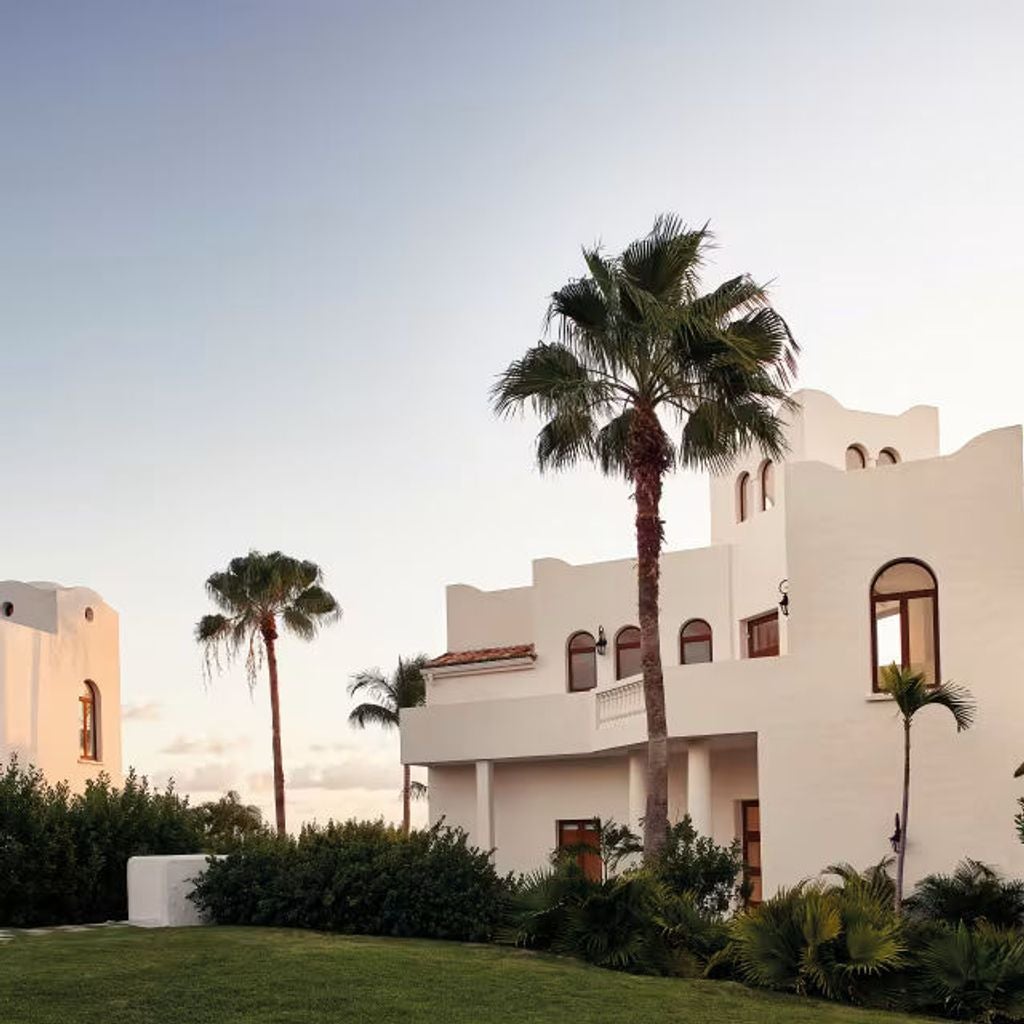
top-left (615, 627), bottom-right (642, 680)
top-left (568, 632), bottom-right (597, 692)
top-left (680, 619), bottom-right (713, 665)
top-left (747, 612), bottom-right (779, 659)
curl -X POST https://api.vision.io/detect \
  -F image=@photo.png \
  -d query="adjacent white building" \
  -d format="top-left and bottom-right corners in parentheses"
top-left (402, 390), bottom-right (1024, 897)
top-left (0, 581), bottom-right (122, 790)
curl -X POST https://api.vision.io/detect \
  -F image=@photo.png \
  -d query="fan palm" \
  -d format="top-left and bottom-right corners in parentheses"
top-left (348, 655), bottom-right (428, 835)
top-left (878, 664), bottom-right (975, 911)
top-left (493, 214), bottom-right (798, 858)
top-left (195, 550), bottom-right (341, 835)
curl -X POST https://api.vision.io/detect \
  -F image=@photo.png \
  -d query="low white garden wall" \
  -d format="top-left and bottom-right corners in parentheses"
top-left (127, 854), bottom-right (214, 928)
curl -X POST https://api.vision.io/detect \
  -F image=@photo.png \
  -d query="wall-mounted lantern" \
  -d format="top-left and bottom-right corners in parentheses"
top-left (889, 813), bottom-right (902, 853)
top-left (595, 626), bottom-right (608, 656)
top-left (778, 579), bottom-right (790, 617)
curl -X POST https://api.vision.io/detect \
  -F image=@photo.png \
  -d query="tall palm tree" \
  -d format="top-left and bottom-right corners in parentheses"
top-left (493, 215), bottom-right (797, 859)
top-left (879, 663), bottom-right (975, 911)
top-left (195, 550), bottom-right (341, 835)
top-left (348, 655), bottom-right (428, 835)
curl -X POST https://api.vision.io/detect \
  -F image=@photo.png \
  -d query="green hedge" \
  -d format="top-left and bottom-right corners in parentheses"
top-left (0, 759), bottom-right (204, 926)
top-left (190, 819), bottom-right (508, 941)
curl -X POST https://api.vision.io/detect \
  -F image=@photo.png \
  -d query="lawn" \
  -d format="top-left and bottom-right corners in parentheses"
top-left (0, 926), bottom-right (932, 1024)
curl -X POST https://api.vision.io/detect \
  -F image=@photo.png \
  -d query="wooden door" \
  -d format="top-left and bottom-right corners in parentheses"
top-left (742, 800), bottom-right (762, 904)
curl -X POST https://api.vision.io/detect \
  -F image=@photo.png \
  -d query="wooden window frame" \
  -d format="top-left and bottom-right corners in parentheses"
top-left (759, 460), bottom-right (775, 511)
top-left (79, 680), bottom-right (98, 761)
top-left (680, 618), bottom-right (713, 665)
top-left (614, 626), bottom-right (641, 681)
top-left (746, 611), bottom-right (780, 659)
top-left (870, 558), bottom-right (940, 692)
top-left (567, 631), bottom-right (597, 692)
top-left (741, 800), bottom-right (762, 906)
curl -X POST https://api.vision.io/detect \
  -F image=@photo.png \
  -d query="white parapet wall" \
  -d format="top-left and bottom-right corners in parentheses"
top-left (128, 854), bottom-right (214, 927)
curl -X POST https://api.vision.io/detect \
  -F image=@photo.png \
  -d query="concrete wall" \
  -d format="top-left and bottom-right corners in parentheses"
top-left (0, 582), bottom-right (122, 790)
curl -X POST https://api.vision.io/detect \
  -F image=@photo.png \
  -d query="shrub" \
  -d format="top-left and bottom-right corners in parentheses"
top-left (189, 819), bottom-right (507, 941)
top-left (652, 815), bottom-right (743, 913)
top-left (906, 860), bottom-right (1024, 929)
top-left (0, 759), bottom-right (204, 926)
top-left (720, 880), bottom-right (905, 1003)
top-left (501, 860), bottom-right (727, 977)
top-left (918, 922), bottom-right (1024, 1021)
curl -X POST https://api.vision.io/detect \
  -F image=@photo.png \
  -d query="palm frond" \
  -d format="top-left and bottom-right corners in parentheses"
top-left (348, 702), bottom-right (399, 730)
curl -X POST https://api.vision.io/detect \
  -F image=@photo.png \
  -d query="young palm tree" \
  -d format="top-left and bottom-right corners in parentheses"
top-left (195, 550), bottom-right (341, 835)
top-left (879, 663), bottom-right (976, 911)
top-left (348, 655), bottom-right (428, 835)
top-left (493, 215), bottom-right (797, 858)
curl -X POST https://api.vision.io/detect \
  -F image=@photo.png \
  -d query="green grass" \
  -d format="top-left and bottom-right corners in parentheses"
top-left (0, 926), bottom-right (932, 1023)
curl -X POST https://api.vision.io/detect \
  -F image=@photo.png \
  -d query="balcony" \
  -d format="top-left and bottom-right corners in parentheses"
top-left (596, 677), bottom-right (644, 727)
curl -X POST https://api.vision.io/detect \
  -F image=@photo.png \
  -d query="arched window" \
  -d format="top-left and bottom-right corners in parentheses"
top-left (845, 445), bottom-right (867, 470)
top-left (567, 631), bottom-right (597, 692)
top-left (878, 447), bottom-right (900, 466)
top-left (871, 559), bottom-right (939, 691)
top-left (680, 619), bottom-right (713, 665)
top-left (615, 626), bottom-right (642, 680)
top-left (80, 681), bottom-right (98, 761)
top-left (736, 472), bottom-right (751, 522)
top-left (760, 460), bottom-right (775, 511)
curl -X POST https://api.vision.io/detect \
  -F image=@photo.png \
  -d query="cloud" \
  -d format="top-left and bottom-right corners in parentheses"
top-left (122, 701), bottom-right (162, 721)
top-left (290, 760), bottom-right (398, 792)
top-left (152, 762), bottom-right (238, 794)
top-left (160, 735), bottom-right (250, 756)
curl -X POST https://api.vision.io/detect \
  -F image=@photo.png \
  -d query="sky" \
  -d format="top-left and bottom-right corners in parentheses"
top-left (2, 0), bottom-right (1023, 829)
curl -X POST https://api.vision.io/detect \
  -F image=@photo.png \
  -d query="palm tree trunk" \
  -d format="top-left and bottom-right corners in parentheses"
top-left (402, 763), bottom-right (411, 836)
top-left (895, 718), bottom-right (911, 912)
top-left (632, 405), bottom-right (670, 862)
top-left (262, 618), bottom-right (287, 836)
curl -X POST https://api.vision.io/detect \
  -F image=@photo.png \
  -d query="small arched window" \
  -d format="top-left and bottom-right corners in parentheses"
top-left (680, 619), bottom-right (713, 665)
top-left (80, 681), bottom-right (99, 761)
top-left (568, 631), bottom-right (597, 692)
top-left (737, 472), bottom-right (751, 522)
top-left (871, 559), bottom-right (939, 691)
top-left (878, 447), bottom-right (900, 466)
top-left (615, 626), bottom-right (642, 680)
top-left (760, 460), bottom-right (775, 511)
top-left (845, 445), bottom-right (867, 470)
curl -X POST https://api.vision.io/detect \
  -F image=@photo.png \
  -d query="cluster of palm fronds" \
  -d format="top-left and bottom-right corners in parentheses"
top-left (499, 861), bottom-right (727, 977)
top-left (713, 858), bottom-right (1024, 1021)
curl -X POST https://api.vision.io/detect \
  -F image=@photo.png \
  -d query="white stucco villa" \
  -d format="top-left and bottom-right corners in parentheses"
top-left (402, 390), bottom-right (1024, 898)
top-left (0, 581), bottom-right (122, 790)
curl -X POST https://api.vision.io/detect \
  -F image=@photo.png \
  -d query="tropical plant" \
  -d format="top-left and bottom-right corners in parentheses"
top-left (825, 858), bottom-right (896, 908)
top-left (195, 550), bottom-right (341, 834)
top-left (654, 814), bottom-right (743, 913)
top-left (195, 790), bottom-right (271, 850)
top-left (878, 664), bottom-right (976, 911)
top-left (906, 860), bottom-right (1024, 929)
top-left (501, 861), bottom-right (724, 977)
top-left (918, 921), bottom-right (1024, 1021)
top-left (721, 879), bottom-right (905, 1003)
top-left (347, 655), bottom-right (428, 835)
top-left (493, 215), bottom-right (797, 858)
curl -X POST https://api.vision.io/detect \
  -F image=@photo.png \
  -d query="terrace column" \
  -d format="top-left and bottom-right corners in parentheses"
top-left (627, 749), bottom-right (646, 837)
top-left (475, 760), bottom-right (495, 852)
top-left (687, 740), bottom-right (712, 837)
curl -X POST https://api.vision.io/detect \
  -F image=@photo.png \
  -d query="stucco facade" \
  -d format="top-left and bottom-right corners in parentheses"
top-left (402, 390), bottom-right (1024, 895)
top-left (0, 581), bottom-right (122, 790)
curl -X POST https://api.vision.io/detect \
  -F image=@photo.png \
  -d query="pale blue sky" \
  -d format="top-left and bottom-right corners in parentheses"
top-left (2, 1), bottom-right (1022, 825)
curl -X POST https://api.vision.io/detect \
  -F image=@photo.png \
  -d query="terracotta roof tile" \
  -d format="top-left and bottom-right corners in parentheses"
top-left (426, 644), bottom-right (535, 669)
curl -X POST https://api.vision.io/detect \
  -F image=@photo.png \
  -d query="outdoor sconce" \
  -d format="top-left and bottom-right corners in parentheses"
top-left (595, 626), bottom-right (608, 656)
top-left (778, 579), bottom-right (790, 617)
top-left (889, 813), bottom-right (902, 854)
